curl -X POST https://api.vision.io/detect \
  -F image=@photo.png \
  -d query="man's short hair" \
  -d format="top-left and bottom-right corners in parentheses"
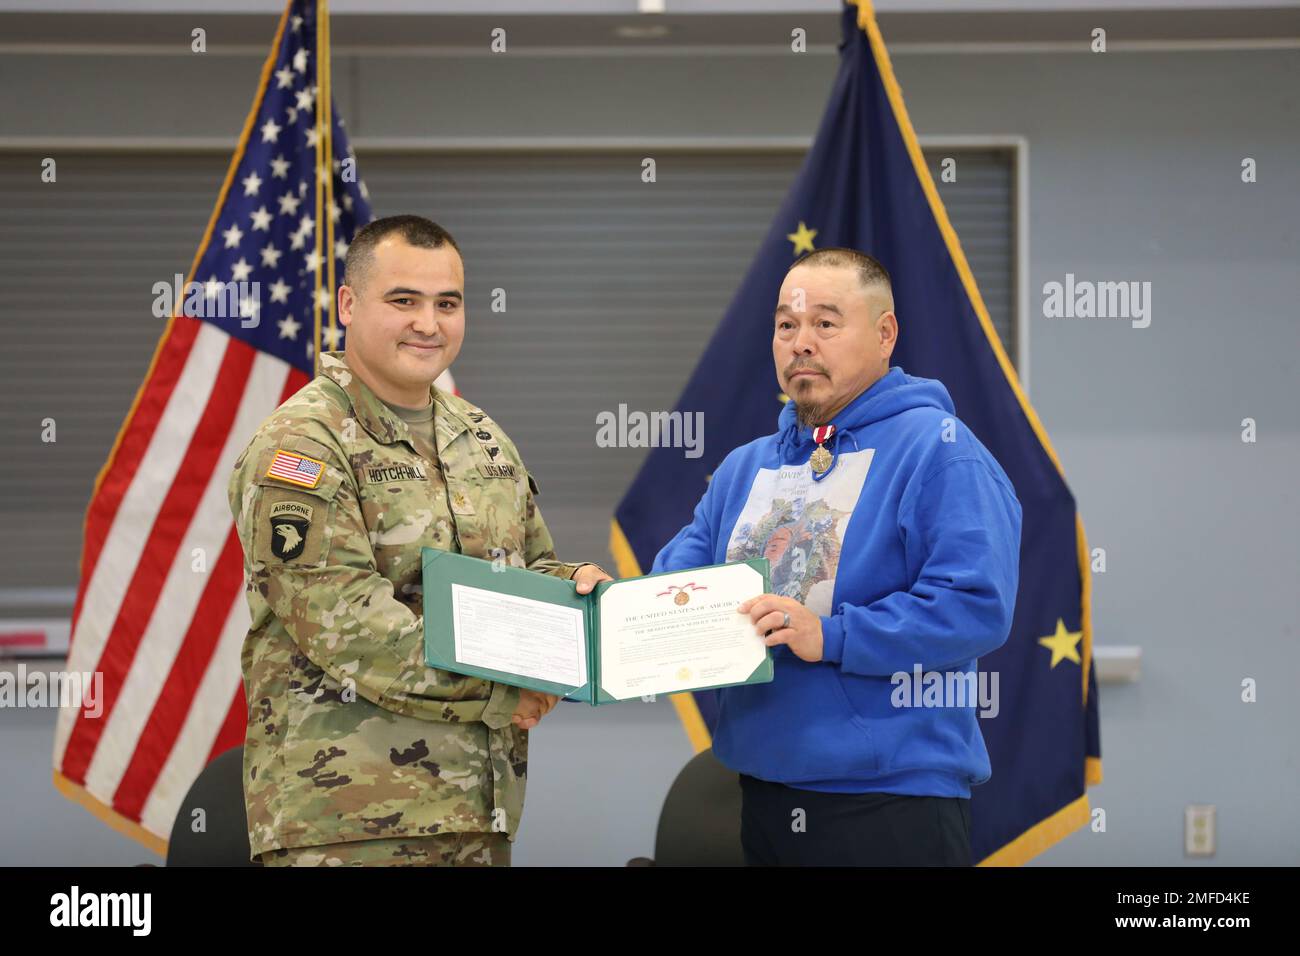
top-left (791, 247), bottom-right (892, 295)
top-left (344, 215), bottom-right (461, 291)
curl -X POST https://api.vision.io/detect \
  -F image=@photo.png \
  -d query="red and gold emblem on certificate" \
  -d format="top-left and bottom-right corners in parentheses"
top-left (656, 582), bottom-right (707, 604)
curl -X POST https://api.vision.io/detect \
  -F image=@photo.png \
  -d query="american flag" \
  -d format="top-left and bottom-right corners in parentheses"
top-left (53, 0), bottom-right (381, 851)
top-left (266, 450), bottom-right (325, 488)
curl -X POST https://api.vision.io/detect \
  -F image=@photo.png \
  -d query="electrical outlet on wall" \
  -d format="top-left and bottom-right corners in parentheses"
top-left (1185, 804), bottom-right (1216, 857)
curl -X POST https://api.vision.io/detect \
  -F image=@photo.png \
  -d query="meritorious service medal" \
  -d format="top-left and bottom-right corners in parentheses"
top-left (809, 424), bottom-right (836, 474)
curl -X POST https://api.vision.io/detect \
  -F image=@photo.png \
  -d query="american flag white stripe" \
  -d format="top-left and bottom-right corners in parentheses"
top-left (81, 352), bottom-right (291, 802)
top-left (139, 595), bottom-right (257, 836)
top-left (53, 323), bottom-right (230, 768)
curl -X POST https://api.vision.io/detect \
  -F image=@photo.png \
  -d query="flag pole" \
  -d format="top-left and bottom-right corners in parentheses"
top-left (311, 0), bottom-right (329, 376)
top-left (321, 1), bottom-right (337, 356)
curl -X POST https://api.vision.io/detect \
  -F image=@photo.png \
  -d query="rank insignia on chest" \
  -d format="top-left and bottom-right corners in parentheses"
top-left (268, 500), bottom-right (313, 560)
top-left (449, 488), bottom-right (476, 515)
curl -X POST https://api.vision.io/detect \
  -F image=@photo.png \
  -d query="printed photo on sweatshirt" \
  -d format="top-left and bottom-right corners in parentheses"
top-left (725, 448), bottom-right (875, 616)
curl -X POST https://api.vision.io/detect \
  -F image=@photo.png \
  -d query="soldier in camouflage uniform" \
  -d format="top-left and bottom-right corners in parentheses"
top-left (227, 216), bottom-right (609, 866)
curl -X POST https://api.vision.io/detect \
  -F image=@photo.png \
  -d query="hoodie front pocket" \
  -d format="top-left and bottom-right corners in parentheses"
top-left (716, 659), bottom-right (880, 782)
top-left (825, 667), bottom-right (880, 775)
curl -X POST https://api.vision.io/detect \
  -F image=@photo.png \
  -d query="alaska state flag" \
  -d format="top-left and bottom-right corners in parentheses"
top-left (611, 0), bottom-right (1101, 865)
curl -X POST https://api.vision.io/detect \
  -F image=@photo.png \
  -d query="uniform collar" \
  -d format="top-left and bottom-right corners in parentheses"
top-left (319, 350), bottom-right (473, 453)
top-left (319, 350), bottom-right (423, 448)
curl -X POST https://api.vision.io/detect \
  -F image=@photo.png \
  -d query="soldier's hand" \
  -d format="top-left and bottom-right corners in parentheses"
top-left (511, 689), bottom-right (560, 729)
top-left (573, 563), bottom-right (614, 595)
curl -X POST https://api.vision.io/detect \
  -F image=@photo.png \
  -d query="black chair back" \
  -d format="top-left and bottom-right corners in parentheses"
top-left (166, 745), bottom-right (260, 866)
top-left (651, 748), bottom-right (745, 867)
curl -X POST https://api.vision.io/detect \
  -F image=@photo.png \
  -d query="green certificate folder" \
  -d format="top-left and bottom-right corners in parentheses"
top-left (422, 548), bottom-right (773, 705)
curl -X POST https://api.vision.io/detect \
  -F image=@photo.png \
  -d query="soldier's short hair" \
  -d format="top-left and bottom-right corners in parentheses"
top-left (344, 215), bottom-right (461, 291)
top-left (790, 247), bottom-right (892, 295)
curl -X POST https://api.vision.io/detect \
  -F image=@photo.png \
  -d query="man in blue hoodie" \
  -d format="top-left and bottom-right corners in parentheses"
top-left (651, 248), bottom-right (1022, 866)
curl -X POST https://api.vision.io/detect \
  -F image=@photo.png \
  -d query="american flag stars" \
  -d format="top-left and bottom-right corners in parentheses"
top-left (185, 19), bottom-right (371, 358)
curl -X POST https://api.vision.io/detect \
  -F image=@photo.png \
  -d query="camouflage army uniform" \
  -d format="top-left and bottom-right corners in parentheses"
top-left (261, 832), bottom-right (508, 868)
top-left (227, 350), bottom-right (588, 863)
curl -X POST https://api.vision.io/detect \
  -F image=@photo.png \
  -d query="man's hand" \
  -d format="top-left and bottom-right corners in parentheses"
top-left (572, 563), bottom-right (614, 595)
top-left (738, 594), bottom-right (824, 662)
top-left (511, 689), bottom-right (560, 730)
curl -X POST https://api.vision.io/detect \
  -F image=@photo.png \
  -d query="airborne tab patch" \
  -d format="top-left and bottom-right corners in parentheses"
top-left (265, 449), bottom-right (325, 489)
top-left (268, 500), bottom-right (313, 560)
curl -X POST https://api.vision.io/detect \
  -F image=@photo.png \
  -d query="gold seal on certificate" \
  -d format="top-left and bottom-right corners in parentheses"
top-left (421, 551), bottom-right (774, 705)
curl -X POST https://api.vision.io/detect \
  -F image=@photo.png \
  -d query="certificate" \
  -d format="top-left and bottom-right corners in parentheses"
top-left (596, 562), bottom-right (769, 700)
top-left (422, 549), bottom-right (772, 704)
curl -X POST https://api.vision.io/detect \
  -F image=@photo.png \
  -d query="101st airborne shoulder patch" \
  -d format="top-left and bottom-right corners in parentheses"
top-left (268, 500), bottom-right (313, 561)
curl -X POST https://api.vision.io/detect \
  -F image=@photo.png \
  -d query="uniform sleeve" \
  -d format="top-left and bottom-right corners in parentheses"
top-left (818, 457), bottom-right (1023, 676)
top-left (231, 433), bottom-right (520, 727)
top-left (519, 473), bottom-right (587, 581)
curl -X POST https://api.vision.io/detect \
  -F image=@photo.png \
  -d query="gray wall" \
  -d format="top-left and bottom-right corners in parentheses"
top-left (1, 36), bottom-right (1297, 865)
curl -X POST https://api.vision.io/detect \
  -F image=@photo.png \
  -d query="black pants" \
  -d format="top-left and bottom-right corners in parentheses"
top-left (739, 774), bottom-right (972, 866)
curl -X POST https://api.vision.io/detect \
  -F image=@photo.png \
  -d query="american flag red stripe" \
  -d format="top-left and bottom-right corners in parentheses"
top-left (70, 316), bottom-right (202, 638)
top-left (52, 0), bottom-right (375, 849)
top-left (209, 686), bottom-right (250, 765)
top-left (58, 337), bottom-right (258, 784)
top-left (113, 368), bottom-right (308, 822)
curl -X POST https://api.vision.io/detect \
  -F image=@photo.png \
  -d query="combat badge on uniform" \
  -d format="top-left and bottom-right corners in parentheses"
top-left (268, 500), bottom-right (313, 560)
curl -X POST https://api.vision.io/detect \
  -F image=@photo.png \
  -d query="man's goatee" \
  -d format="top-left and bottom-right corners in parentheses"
top-left (795, 402), bottom-right (826, 429)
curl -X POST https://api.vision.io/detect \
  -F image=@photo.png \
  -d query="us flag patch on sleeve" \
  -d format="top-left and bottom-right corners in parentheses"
top-left (265, 449), bottom-right (325, 489)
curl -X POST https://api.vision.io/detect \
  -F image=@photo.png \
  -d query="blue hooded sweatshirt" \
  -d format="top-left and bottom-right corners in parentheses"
top-left (651, 367), bottom-right (1022, 797)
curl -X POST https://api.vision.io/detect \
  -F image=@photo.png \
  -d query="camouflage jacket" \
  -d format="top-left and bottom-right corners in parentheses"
top-left (228, 351), bottom-right (586, 857)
